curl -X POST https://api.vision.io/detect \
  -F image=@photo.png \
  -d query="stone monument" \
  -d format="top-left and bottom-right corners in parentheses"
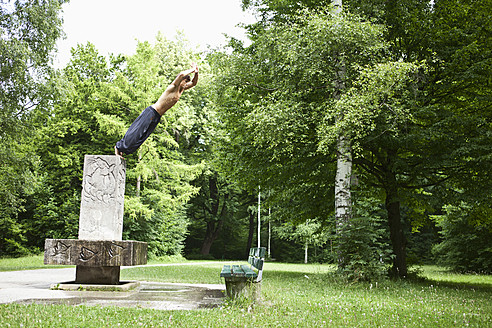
top-left (44, 155), bottom-right (147, 287)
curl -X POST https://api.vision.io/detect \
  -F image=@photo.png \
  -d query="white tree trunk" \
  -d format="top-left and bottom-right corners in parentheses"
top-left (305, 240), bottom-right (308, 264)
top-left (335, 135), bottom-right (352, 225)
top-left (333, 0), bottom-right (342, 14)
top-left (332, 0), bottom-right (352, 267)
top-left (333, 0), bottom-right (350, 225)
top-left (332, 0), bottom-right (351, 226)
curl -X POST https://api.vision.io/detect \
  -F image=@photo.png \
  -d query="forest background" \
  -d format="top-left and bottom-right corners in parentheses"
top-left (1, 0), bottom-right (490, 280)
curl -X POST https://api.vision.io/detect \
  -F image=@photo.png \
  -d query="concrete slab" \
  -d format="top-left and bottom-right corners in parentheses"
top-left (52, 281), bottom-right (140, 291)
top-left (0, 267), bottom-right (226, 310)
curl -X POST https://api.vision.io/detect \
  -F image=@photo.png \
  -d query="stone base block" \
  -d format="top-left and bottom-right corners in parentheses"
top-left (76, 265), bottom-right (120, 285)
top-left (44, 239), bottom-right (147, 267)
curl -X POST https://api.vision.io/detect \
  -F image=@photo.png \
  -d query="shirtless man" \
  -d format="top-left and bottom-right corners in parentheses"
top-left (115, 63), bottom-right (199, 157)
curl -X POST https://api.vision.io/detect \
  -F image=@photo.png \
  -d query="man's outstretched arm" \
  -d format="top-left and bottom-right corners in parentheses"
top-left (153, 63), bottom-right (199, 115)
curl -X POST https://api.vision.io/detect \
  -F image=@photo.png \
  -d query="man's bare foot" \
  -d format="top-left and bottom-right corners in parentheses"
top-left (114, 145), bottom-right (124, 159)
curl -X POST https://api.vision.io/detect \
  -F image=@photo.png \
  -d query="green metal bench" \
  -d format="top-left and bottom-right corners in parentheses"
top-left (220, 247), bottom-right (266, 299)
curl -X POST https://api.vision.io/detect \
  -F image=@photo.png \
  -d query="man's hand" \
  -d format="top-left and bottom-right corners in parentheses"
top-left (185, 63), bottom-right (199, 90)
top-left (180, 62), bottom-right (198, 77)
top-left (191, 62), bottom-right (198, 74)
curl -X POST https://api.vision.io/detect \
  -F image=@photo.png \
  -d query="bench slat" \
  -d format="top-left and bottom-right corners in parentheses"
top-left (232, 265), bottom-right (245, 277)
top-left (241, 264), bottom-right (257, 278)
top-left (253, 258), bottom-right (264, 270)
top-left (220, 265), bottom-right (232, 278)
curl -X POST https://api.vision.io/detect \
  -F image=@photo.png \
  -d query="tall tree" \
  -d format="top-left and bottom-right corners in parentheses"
top-left (212, 7), bottom-right (388, 273)
top-left (0, 0), bottom-right (67, 255)
top-left (324, 60), bottom-right (424, 277)
top-left (186, 171), bottom-right (244, 255)
top-left (0, 0), bottom-right (66, 134)
top-left (331, 0), bottom-right (354, 270)
top-left (424, 0), bottom-right (492, 271)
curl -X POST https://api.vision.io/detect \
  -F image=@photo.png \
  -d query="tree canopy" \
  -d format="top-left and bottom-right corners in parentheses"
top-left (0, 0), bottom-right (67, 255)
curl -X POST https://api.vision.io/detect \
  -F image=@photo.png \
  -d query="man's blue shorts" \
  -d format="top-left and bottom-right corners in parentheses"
top-left (115, 106), bottom-right (161, 155)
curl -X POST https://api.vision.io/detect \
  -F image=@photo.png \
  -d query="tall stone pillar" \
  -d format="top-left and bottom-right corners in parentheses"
top-left (78, 155), bottom-right (126, 240)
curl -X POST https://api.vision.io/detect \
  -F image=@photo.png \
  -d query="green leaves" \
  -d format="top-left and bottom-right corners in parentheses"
top-left (0, 0), bottom-right (66, 256)
top-left (212, 9), bottom-right (391, 222)
top-left (432, 202), bottom-right (492, 273)
top-left (319, 61), bottom-right (422, 153)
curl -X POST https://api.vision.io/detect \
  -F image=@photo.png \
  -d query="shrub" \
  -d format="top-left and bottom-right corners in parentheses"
top-left (335, 197), bottom-right (393, 282)
top-left (432, 203), bottom-right (492, 273)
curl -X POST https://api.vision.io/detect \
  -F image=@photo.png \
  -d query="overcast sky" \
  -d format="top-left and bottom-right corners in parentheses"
top-left (54, 0), bottom-right (256, 67)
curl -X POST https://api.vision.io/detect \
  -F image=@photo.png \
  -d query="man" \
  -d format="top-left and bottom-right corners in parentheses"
top-left (114, 63), bottom-right (199, 157)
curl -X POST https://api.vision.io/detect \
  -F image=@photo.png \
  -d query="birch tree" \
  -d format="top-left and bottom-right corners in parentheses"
top-left (331, 0), bottom-right (353, 270)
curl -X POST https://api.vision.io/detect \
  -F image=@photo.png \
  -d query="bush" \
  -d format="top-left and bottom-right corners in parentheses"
top-left (335, 197), bottom-right (393, 282)
top-left (432, 203), bottom-right (492, 273)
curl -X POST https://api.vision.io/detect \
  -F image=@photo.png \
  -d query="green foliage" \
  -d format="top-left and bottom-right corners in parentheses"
top-left (0, 137), bottom-right (39, 255)
top-left (0, 0), bottom-right (66, 256)
top-left (319, 61), bottom-right (423, 153)
top-left (275, 219), bottom-right (328, 263)
top-left (211, 9), bottom-right (388, 227)
top-left (1, 0), bottom-right (490, 275)
top-left (432, 203), bottom-right (492, 273)
top-left (0, 0), bottom-right (66, 135)
top-left (275, 220), bottom-right (325, 245)
top-left (427, 0), bottom-right (492, 204)
top-left (212, 6), bottom-right (418, 277)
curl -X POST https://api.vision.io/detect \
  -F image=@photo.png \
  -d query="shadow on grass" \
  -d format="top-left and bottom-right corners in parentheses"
top-left (417, 275), bottom-right (492, 292)
top-left (408, 266), bottom-right (492, 292)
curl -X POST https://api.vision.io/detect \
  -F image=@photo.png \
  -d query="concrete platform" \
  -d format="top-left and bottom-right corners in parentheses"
top-left (0, 267), bottom-right (226, 310)
top-left (51, 280), bottom-right (140, 291)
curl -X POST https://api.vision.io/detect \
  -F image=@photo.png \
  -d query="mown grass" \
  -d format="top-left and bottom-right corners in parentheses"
top-left (0, 254), bottom-right (71, 271)
top-left (0, 254), bottom-right (189, 272)
top-left (0, 259), bottom-right (491, 327)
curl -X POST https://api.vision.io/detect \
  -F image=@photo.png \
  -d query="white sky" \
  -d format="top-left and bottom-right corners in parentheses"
top-left (54, 0), bottom-right (256, 67)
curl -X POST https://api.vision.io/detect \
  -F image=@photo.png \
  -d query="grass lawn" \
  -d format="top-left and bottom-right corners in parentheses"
top-left (0, 257), bottom-right (491, 327)
top-left (0, 254), bottom-right (72, 271)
